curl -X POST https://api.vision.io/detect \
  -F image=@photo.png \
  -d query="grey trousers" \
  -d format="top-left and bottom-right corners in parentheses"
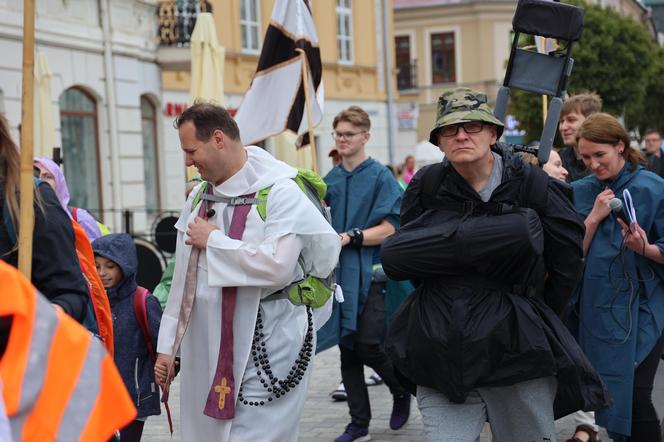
top-left (417, 376), bottom-right (557, 442)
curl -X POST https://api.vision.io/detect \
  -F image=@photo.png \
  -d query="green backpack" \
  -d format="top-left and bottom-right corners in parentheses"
top-left (192, 169), bottom-right (336, 309)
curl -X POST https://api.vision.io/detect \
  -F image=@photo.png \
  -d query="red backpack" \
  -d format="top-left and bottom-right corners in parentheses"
top-left (132, 287), bottom-right (173, 434)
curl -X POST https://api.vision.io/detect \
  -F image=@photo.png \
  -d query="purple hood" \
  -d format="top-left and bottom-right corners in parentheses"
top-left (34, 157), bottom-right (71, 215)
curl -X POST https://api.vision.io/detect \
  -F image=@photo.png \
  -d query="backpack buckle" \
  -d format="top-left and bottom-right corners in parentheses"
top-left (229, 197), bottom-right (266, 206)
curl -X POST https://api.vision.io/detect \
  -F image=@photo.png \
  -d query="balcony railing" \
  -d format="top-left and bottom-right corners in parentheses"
top-left (158, 0), bottom-right (213, 47)
top-left (397, 61), bottom-right (417, 91)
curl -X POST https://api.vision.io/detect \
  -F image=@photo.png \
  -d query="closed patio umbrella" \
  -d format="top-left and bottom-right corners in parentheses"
top-left (187, 12), bottom-right (225, 179)
top-left (33, 52), bottom-right (56, 159)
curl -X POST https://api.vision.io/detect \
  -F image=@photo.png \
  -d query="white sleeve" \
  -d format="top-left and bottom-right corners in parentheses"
top-left (205, 232), bottom-right (303, 289)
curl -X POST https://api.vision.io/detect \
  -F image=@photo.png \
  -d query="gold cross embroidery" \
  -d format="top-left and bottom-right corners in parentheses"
top-left (214, 377), bottom-right (232, 410)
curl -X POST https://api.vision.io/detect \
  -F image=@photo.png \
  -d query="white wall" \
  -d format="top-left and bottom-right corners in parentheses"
top-left (160, 89), bottom-right (189, 211)
top-left (0, 0), bottom-right (167, 233)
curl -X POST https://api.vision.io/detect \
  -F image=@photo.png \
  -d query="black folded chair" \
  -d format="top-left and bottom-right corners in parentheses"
top-left (494, 0), bottom-right (584, 164)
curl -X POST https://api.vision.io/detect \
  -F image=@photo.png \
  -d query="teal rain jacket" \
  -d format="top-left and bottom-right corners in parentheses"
top-left (317, 158), bottom-right (402, 352)
top-left (571, 163), bottom-right (664, 437)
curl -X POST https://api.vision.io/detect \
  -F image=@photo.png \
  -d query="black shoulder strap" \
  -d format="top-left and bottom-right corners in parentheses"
top-left (519, 164), bottom-right (549, 213)
top-left (420, 163), bottom-right (447, 209)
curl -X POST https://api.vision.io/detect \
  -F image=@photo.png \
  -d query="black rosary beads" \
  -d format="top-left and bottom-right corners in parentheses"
top-left (238, 306), bottom-right (314, 406)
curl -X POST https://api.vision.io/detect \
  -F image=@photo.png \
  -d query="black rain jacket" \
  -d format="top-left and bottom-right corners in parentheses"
top-left (381, 143), bottom-right (612, 418)
top-left (0, 181), bottom-right (88, 322)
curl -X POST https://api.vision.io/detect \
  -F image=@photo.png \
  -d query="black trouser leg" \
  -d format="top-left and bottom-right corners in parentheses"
top-left (340, 343), bottom-right (371, 426)
top-left (341, 282), bottom-right (408, 426)
top-left (119, 420), bottom-right (145, 442)
top-left (628, 331), bottom-right (664, 442)
top-left (354, 340), bottom-right (408, 398)
top-left (354, 281), bottom-right (408, 398)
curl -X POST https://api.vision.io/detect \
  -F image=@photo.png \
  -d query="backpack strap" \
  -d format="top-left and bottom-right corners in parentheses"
top-left (519, 164), bottom-right (549, 214)
top-left (256, 186), bottom-right (271, 221)
top-left (133, 286), bottom-right (175, 434)
top-left (419, 163), bottom-right (447, 209)
top-left (133, 286), bottom-right (156, 363)
top-left (191, 181), bottom-right (208, 213)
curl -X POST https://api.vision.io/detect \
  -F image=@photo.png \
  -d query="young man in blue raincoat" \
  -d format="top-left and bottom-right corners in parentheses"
top-left (317, 106), bottom-right (410, 442)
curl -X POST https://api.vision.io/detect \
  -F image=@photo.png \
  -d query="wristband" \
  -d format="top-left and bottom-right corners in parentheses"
top-left (346, 228), bottom-right (363, 249)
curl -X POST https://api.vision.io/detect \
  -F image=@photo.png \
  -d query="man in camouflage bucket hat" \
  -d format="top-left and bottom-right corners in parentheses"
top-left (429, 87), bottom-right (504, 145)
top-left (379, 86), bottom-right (603, 442)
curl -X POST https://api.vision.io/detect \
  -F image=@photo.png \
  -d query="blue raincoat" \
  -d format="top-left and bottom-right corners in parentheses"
top-left (317, 158), bottom-right (402, 352)
top-left (571, 164), bottom-right (664, 437)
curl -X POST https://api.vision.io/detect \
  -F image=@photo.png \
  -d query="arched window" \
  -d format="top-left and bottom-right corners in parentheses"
top-left (140, 95), bottom-right (160, 213)
top-left (59, 87), bottom-right (101, 218)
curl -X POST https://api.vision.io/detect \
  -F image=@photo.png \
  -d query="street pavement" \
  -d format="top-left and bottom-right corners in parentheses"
top-left (144, 346), bottom-right (663, 441)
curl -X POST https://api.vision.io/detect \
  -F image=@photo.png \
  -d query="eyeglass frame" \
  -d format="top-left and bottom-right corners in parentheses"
top-left (438, 121), bottom-right (486, 138)
top-left (331, 130), bottom-right (366, 141)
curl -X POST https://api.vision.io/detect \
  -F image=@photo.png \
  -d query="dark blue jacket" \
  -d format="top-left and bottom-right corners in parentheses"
top-left (92, 233), bottom-right (162, 419)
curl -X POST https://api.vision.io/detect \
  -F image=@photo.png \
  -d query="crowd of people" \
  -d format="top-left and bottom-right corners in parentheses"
top-left (1, 83), bottom-right (664, 442)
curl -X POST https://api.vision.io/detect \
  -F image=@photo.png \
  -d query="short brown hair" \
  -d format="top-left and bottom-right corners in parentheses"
top-left (576, 113), bottom-right (645, 171)
top-left (333, 106), bottom-right (371, 131)
top-left (561, 93), bottom-right (602, 118)
top-left (175, 101), bottom-right (241, 141)
top-left (644, 129), bottom-right (661, 139)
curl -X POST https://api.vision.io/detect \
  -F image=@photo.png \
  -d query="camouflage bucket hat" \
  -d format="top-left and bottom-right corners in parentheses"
top-left (429, 88), bottom-right (504, 144)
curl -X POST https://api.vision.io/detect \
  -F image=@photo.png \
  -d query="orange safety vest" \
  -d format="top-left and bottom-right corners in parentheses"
top-left (72, 220), bottom-right (114, 356)
top-left (0, 260), bottom-right (136, 441)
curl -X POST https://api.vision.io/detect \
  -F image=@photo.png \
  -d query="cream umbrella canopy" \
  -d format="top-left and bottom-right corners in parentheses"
top-left (187, 12), bottom-right (225, 179)
top-left (33, 52), bottom-right (56, 159)
top-left (272, 131), bottom-right (314, 170)
top-left (189, 12), bottom-right (225, 105)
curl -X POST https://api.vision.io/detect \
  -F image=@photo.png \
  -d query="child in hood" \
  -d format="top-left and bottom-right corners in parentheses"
top-left (92, 233), bottom-right (162, 442)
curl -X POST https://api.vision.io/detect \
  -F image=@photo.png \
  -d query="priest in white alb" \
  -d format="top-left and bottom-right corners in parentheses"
top-left (154, 103), bottom-right (340, 442)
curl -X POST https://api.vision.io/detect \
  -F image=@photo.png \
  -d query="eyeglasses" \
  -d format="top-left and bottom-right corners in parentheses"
top-left (439, 122), bottom-right (484, 137)
top-left (331, 131), bottom-right (365, 141)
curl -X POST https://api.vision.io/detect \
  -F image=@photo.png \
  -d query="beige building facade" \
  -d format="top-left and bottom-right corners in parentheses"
top-left (158, 0), bottom-right (398, 174)
top-left (393, 0), bottom-right (517, 151)
top-left (393, 0), bottom-right (655, 157)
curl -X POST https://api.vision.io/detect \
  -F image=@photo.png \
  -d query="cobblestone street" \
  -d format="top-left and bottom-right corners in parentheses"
top-left (144, 345), bottom-right (664, 441)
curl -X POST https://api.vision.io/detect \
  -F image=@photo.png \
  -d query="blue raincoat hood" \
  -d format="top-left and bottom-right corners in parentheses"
top-left (91, 233), bottom-right (138, 301)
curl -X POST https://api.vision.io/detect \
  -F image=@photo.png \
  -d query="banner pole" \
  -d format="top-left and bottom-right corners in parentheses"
top-left (296, 48), bottom-right (318, 173)
top-left (18, 0), bottom-right (36, 278)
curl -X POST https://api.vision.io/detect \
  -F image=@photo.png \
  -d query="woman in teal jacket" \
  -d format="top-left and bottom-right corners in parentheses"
top-left (571, 113), bottom-right (664, 441)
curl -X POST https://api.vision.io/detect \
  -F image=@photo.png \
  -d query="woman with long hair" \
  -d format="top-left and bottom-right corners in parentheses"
top-left (0, 115), bottom-right (87, 321)
top-left (571, 113), bottom-right (664, 441)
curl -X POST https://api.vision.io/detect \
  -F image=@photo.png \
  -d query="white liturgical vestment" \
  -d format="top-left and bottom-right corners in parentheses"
top-left (157, 147), bottom-right (340, 441)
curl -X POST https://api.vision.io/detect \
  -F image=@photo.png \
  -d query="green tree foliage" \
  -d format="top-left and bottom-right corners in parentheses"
top-left (625, 46), bottom-right (664, 134)
top-left (510, 0), bottom-right (656, 142)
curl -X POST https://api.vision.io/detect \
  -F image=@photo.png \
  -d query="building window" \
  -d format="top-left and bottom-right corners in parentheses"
top-left (336, 0), bottom-right (353, 63)
top-left (431, 32), bottom-right (456, 84)
top-left (59, 87), bottom-right (102, 218)
top-left (141, 96), bottom-right (160, 213)
top-left (241, 0), bottom-right (261, 53)
top-left (396, 35), bottom-right (416, 90)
